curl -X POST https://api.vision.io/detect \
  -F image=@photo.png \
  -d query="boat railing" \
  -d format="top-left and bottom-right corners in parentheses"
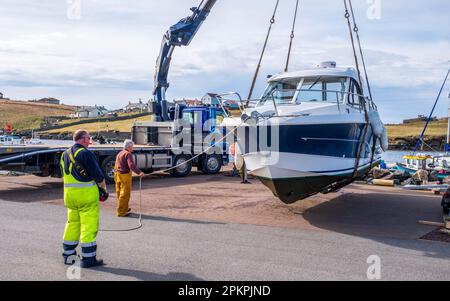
top-left (295, 89), bottom-right (378, 113)
top-left (215, 89), bottom-right (378, 118)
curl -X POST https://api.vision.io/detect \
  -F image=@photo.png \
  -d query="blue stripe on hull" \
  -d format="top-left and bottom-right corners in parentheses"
top-left (243, 123), bottom-right (374, 159)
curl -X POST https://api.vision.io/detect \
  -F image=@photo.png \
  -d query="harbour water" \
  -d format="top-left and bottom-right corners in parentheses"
top-left (382, 150), bottom-right (444, 164)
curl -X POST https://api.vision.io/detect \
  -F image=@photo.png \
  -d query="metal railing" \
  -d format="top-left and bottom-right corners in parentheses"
top-left (214, 89), bottom-right (378, 120)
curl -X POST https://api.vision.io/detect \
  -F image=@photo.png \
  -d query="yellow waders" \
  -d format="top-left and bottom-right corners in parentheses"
top-left (60, 149), bottom-right (100, 261)
top-left (114, 159), bottom-right (133, 217)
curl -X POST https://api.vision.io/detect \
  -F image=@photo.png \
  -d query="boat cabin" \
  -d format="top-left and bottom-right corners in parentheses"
top-left (258, 63), bottom-right (368, 110)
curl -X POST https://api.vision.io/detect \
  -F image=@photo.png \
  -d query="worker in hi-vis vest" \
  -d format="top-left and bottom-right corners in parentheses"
top-left (60, 129), bottom-right (106, 268)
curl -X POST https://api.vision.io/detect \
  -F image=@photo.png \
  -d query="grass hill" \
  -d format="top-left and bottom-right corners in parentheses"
top-left (386, 118), bottom-right (448, 139)
top-left (41, 115), bottom-right (150, 134)
top-left (0, 99), bottom-right (76, 131)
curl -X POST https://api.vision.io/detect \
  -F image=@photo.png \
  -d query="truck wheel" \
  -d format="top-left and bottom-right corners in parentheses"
top-left (171, 154), bottom-right (192, 177)
top-left (101, 156), bottom-right (116, 184)
top-left (202, 154), bottom-right (222, 175)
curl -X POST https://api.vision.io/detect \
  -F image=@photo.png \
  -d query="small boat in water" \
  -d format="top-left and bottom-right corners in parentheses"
top-left (0, 135), bottom-right (23, 146)
top-left (233, 62), bottom-right (387, 204)
top-left (396, 154), bottom-right (450, 180)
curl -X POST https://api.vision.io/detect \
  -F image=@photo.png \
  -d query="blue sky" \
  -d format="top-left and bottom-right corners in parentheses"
top-left (0, 0), bottom-right (449, 123)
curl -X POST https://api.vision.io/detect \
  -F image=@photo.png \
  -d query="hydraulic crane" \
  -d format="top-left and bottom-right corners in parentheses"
top-left (152, 0), bottom-right (217, 121)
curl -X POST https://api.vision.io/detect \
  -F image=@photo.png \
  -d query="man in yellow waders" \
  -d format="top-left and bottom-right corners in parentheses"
top-left (61, 130), bottom-right (107, 268)
top-left (114, 139), bottom-right (144, 217)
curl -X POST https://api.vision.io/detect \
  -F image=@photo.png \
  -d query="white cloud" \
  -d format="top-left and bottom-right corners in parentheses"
top-left (0, 0), bottom-right (449, 122)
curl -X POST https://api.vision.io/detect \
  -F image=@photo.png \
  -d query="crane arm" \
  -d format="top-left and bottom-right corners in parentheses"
top-left (153, 0), bottom-right (217, 121)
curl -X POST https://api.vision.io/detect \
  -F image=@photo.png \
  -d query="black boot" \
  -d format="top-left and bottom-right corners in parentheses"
top-left (81, 256), bottom-right (104, 268)
top-left (80, 242), bottom-right (104, 268)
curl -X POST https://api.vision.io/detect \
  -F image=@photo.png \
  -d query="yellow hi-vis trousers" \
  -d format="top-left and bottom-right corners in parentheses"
top-left (115, 171), bottom-right (132, 217)
top-left (60, 148), bottom-right (100, 245)
top-left (63, 185), bottom-right (100, 244)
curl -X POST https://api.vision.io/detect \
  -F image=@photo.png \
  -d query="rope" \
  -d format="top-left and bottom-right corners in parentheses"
top-left (247, 0), bottom-right (280, 100)
top-left (413, 67), bottom-right (450, 153)
top-left (348, 0), bottom-right (373, 100)
top-left (100, 124), bottom-right (241, 232)
top-left (421, 140), bottom-right (440, 153)
top-left (284, 0), bottom-right (300, 72)
top-left (100, 177), bottom-right (143, 232)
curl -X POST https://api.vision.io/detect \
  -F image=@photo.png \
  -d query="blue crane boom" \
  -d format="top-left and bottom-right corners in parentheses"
top-left (153, 0), bottom-right (217, 121)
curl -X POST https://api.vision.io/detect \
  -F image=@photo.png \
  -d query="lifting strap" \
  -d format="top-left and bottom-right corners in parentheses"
top-left (285, 0), bottom-right (300, 72)
top-left (343, 0), bottom-right (363, 92)
top-left (343, 0), bottom-right (371, 179)
top-left (247, 0), bottom-right (280, 100)
top-left (347, 0), bottom-right (373, 101)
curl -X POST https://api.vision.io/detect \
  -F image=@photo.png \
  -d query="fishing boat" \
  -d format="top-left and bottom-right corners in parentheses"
top-left (234, 62), bottom-right (387, 203)
top-left (396, 154), bottom-right (433, 175)
top-left (396, 154), bottom-right (450, 181)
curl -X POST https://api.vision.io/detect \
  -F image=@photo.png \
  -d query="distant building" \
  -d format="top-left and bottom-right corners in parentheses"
top-left (0, 92), bottom-right (3, 99)
top-left (29, 97), bottom-right (61, 105)
top-left (201, 93), bottom-right (240, 110)
top-left (403, 115), bottom-right (437, 124)
top-left (123, 99), bottom-right (148, 113)
top-left (70, 106), bottom-right (109, 118)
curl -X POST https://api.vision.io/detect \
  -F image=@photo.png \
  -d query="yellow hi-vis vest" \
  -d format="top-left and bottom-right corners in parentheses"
top-left (60, 148), bottom-right (98, 195)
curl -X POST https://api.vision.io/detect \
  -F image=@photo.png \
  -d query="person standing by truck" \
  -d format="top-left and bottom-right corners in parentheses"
top-left (61, 129), bottom-right (106, 268)
top-left (114, 139), bottom-right (144, 217)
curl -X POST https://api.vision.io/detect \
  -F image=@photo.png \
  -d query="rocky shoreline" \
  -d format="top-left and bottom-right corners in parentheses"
top-left (389, 136), bottom-right (447, 151)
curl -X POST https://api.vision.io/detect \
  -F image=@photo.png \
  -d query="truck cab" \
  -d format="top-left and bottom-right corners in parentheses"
top-left (131, 104), bottom-right (229, 178)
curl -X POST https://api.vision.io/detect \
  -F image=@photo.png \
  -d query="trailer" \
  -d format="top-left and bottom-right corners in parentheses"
top-left (0, 137), bottom-right (229, 184)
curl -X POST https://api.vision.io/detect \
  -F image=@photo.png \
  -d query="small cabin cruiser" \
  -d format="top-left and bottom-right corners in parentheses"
top-left (0, 135), bottom-right (23, 146)
top-left (234, 62), bottom-right (387, 204)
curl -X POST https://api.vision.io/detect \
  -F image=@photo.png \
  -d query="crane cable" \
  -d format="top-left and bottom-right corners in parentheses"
top-left (343, 0), bottom-right (363, 91)
top-left (347, 0), bottom-right (373, 101)
top-left (285, 0), bottom-right (300, 72)
top-left (247, 0), bottom-right (280, 100)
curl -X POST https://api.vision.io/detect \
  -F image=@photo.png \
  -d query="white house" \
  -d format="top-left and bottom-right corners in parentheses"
top-left (123, 99), bottom-right (148, 113)
top-left (71, 106), bottom-right (109, 118)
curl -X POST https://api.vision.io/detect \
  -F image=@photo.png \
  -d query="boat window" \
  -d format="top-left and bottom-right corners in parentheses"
top-left (348, 79), bottom-right (363, 107)
top-left (259, 78), bottom-right (300, 106)
top-left (296, 76), bottom-right (348, 103)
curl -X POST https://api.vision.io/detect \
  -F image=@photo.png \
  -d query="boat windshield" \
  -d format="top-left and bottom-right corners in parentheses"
top-left (259, 78), bottom-right (299, 106)
top-left (258, 76), bottom-right (349, 106)
top-left (295, 76), bottom-right (348, 103)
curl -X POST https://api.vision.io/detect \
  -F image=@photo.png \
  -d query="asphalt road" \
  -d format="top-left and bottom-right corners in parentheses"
top-left (0, 199), bottom-right (449, 281)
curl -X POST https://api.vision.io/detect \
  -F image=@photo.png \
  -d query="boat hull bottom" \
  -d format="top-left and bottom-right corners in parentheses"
top-left (257, 163), bottom-right (378, 204)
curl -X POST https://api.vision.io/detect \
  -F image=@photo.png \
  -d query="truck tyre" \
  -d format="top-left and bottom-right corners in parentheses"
top-left (171, 154), bottom-right (192, 178)
top-left (101, 156), bottom-right (116, 184)
top-left (202, 154), bottom-right (222, 175)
